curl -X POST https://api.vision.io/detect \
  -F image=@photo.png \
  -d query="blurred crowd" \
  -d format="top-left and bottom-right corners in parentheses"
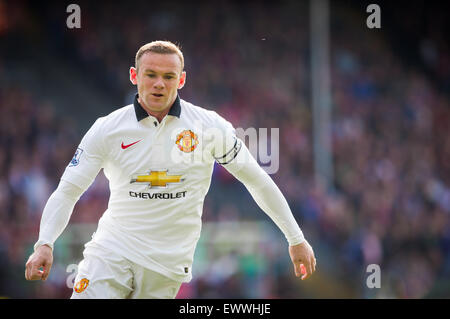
top-left (0, 0), bottom-right (449, 298)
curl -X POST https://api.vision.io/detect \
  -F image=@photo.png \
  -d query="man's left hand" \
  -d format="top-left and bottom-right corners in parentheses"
top-left (289, 240), bottom-right (316, 280)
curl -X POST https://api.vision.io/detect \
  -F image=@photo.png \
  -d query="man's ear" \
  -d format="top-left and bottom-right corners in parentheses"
top-left (178, 71), bottom-right (186, 89)
top-left (130, 67), bottom-right (138, 85)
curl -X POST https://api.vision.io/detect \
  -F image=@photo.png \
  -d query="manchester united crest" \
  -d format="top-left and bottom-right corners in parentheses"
top-left (74, 278), bottom-right (89, 293)
top-left (176, 130), bottom-right (199, 153)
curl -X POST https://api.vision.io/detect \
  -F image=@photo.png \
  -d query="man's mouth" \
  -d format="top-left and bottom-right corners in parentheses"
top-left (152, 93), bottom-right (164, 97)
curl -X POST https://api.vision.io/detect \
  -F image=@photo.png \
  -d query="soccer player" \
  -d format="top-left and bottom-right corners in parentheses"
top-left (25, 41), bottom-right (316, 298)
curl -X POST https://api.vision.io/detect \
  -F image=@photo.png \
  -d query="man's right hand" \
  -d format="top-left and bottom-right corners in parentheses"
top-left (25, 244), bottom-right (53, 281)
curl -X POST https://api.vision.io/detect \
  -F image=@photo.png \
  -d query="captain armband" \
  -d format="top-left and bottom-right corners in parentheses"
top-left (214, 136), bottom-right (242, 165)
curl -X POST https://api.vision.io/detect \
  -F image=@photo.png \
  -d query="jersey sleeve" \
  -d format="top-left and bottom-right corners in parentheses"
top-left (211, 112), bottom-right (242, 165)
top-left (221, 142), bottom-right (305, 246)
top-left (34, 179), bottom-right (84, 251)
top-left (60, 117), bottom-right (107, 190)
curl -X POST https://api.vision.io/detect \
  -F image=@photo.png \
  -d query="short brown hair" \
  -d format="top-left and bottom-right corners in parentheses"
top-left (135, 40), bottom-right (184, 72)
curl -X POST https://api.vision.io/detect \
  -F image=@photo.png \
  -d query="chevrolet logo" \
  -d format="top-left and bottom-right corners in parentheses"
top-left (130, 170), bottom-right (184, 188)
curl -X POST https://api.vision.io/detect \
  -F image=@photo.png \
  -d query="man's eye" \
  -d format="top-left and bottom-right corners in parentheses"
top-left (147, 74), bottom-right (156, 78)
top-left (164, 75), bottom-right (174, 80)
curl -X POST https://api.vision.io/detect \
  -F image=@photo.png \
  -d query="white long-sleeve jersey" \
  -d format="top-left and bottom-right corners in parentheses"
top-left (35, 95), bottom-right (305, 282)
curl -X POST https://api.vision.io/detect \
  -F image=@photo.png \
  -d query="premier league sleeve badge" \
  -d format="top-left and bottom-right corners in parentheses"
top-left (69, 147), bottom-right (84, 167)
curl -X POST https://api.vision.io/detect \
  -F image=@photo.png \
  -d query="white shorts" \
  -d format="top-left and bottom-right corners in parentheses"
top-left (70, 245), bottom-right (182, 299)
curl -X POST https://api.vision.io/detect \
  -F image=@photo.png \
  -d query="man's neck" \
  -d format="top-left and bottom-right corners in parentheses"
top-left (138, 97), bottom-right (173, 123)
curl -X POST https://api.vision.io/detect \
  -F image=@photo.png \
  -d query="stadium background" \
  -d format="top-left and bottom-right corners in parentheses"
top-left (0, 0), bottom-right (449, 298)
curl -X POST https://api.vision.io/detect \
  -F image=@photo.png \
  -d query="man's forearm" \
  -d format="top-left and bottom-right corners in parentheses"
top-left (34, 180), bottom-right (84, 251)
top-left (242, 175), bottom-right (305, 245)
top-left (222, 141), bottom-right (305, 246)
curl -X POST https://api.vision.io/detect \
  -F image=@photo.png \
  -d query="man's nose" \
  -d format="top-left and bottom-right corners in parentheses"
top-left (153, 77), bottom-right (164, 89)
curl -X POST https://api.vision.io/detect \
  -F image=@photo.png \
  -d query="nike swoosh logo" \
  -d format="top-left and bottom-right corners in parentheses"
top-left (121, 140), bottom-right (142, 149)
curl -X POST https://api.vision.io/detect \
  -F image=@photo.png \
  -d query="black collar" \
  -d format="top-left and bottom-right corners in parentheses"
top-left (133, 93), bottom-right (181, 121)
